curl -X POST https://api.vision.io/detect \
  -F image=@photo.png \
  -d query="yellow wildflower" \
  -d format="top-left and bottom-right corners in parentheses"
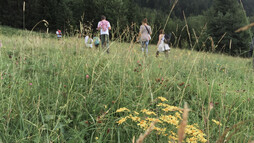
top-left (175, 112), bottom-right (182, 119)
top-left (137, 120), bottom-right (148, 129)
top-left (169, 135), bottom-right (178, 141)
top-left (129, 115), bottom-right (140, 122)
top-left (212, 119), bottom-right (222, 126)
top-left (160, 115), bottom-right (179, 126)
top-left (134, 111), bottom-right (139, 115)
top-left (141, 109), bottom-right (157, 116)
top-left (95, 137), bottom-right (99, 140)
top-left (116, 107), bottom-right (130, 113)
top-left (163, 106), bottom-right (180, 112)
top-left (157, 103), bottom-right (181, 112)
top-left (157, 103), bottom-right (170, 107)
top-left (186, 137), bottom-right (198, 143)
top-left (158, 96), bottom-right (168, 102)
top-left (117, 116), bottom-right (129, 125)
top-left (145, 117), bottom-right (162, 123)
top-left (184, 125), bottom-right (207, 142)
top-left (200, 137), bottom-right (208, 143)
top-left (154, 127), bottom-right (167, 135)
top-left (116, 103), bottom-right (207, 143)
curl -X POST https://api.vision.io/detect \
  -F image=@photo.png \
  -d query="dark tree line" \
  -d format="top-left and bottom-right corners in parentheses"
top-left (0, 0), bottom-right (253, 57)
top-left (0, 0), bottom-right (215, 31)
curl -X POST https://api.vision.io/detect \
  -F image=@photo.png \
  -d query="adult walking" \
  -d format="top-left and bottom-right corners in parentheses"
top-left (137, 18), bottom-right (152, 56)
top-left (97, 15), bottom-right (111, 53)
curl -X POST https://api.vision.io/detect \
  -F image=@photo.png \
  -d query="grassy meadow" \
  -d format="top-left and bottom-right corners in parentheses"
top-left (0, 26), bottom-right (253, 143)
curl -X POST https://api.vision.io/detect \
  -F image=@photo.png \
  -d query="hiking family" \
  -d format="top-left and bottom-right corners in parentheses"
top-left (59, 15), bottom-right (171, 57)
top-left (83, 15), bottom-right (111, 53)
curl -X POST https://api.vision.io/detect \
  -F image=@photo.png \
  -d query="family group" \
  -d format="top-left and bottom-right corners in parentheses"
top-left (57, 15), bottom-right (171, 57)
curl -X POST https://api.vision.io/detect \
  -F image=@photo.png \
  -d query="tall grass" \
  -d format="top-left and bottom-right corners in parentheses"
top-left (0, 26), bottom-right (253, 142)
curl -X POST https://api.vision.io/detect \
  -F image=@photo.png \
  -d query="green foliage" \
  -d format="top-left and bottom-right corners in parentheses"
top-left (1, 0), bottom-right (254, 55)
top-left (0, 0), bottom-right (23, 28)
top-left (207, 0), bottom-right (251, 56)
top-left (173, 0), bottom-right (212, 18)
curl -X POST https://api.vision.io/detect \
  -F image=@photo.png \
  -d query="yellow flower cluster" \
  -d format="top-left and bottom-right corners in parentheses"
top-left (185, 125), bottom-right (207, 142)
top-left (160, 115), bottom-right (179, 126)
top-left (116, 97), bottom-right (207, 143)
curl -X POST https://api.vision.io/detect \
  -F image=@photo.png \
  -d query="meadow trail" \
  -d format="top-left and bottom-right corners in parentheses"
top-left (0, 27), bottom-right (253, 142)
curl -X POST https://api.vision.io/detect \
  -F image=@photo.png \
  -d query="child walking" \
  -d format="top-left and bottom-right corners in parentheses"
top-left (56, 29), bottom-right (62, 39)
top-left (156, 30), bottom-right (170, 57)
top-left (85, 34), bottom-right (93, 48)
top-left (93, 32), bottom-right (100, 48)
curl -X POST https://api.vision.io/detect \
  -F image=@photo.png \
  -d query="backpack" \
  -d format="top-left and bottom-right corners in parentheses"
top-left (164, 33), bottom-right (171, 44)
top-left (58, 30), bottom-right (62, 35)
top-left (100, 20), bottom-right (109, 32)
top-left (94, 37), bottom-right (100, 45)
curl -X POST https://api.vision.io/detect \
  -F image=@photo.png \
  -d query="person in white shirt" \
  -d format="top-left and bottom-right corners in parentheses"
top-left (85, 35), bottom-right (93, 48)
top-left (56, 29), bottom-right (62, 39)
top-left (156, 29), bottom-right (170, 57)
top-left (97, 15), bottom-right (111, 53)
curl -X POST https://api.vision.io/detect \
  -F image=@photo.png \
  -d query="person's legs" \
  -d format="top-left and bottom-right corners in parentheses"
top-left (145, 41), bottom-right (149, 55)
top-left (85, 43), bottom-right (93, 48)
top-left (156, 51), bottom-right (159, 57)
top-left (105, 34), bottom-right (109, 53)
top-left (100, 35), bottom-right (105, 50)
top-left (141, 41), bottom-right (149, 56)
top-left (141, 41), bottom-right (145, 53)
top-left (95, 44), bottom-right (99, 49)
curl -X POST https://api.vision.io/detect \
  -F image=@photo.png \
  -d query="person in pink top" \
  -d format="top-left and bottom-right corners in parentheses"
top-left (97, 15), bottom-right (111, 53)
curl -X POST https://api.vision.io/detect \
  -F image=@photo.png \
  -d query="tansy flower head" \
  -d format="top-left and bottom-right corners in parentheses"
top-left (116, 107), bottom-right (130, 113)
top-left (130, 116), bottom-right (141, 122)
top-left (117, 116), bottom-right (129, 125)
top-left (158, 96), bottom-right (168, 102)
top-left (137, 120), bottom-right (148, 129)
top-left (141, 109), bottom-right (157, 116)
top-left (134, 111), bottom-right (139, 115)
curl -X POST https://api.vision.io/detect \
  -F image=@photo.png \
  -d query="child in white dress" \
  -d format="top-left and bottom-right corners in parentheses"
top-left (156, 30), bottom-right (170, 57)
top-left (85, 35), bottom-right (93, 48)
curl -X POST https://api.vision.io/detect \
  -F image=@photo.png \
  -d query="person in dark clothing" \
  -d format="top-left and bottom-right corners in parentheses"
top-left (249, 38), bottom-right (254, 57)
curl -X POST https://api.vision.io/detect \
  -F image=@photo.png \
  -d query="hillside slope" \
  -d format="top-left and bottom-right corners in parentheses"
top-left (0, 26), bottom-right (253, 142)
